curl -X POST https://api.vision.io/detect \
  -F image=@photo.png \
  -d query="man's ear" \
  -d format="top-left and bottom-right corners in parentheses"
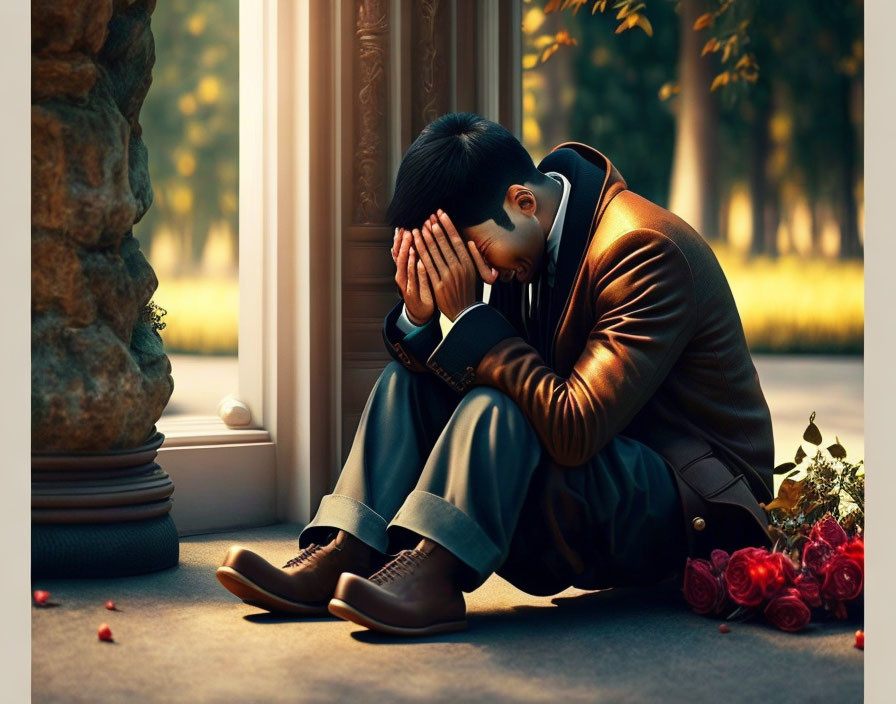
top-left (506, 184), bottom-right (537, 217)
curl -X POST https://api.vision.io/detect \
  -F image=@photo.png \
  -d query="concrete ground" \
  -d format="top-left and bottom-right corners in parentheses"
top-left (34, 354), bottom-right (862, 702)
top-left (31, 522), bottom-right (863, 704)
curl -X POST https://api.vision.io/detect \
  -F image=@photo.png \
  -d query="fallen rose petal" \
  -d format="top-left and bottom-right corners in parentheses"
top-left (718, 623), bottom-right (730, 633)
top-left (105, 600), bottom-right (116, 611)
top-left (33, 590), bottom-right (50, 605)
top-left (854, 630), bottom-right (864, 649)
top-left (97, 623), bottom-right (113, 642)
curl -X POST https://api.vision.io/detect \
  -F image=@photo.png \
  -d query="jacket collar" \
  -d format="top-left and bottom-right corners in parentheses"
top-left (536, 143), bottom-right (628, 345)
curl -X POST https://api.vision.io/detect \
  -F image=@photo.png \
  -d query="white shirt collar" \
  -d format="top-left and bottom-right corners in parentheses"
top-left (543, 171), bottom-right (571, 287)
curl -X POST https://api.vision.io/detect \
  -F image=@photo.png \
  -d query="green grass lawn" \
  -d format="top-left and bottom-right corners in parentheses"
top-left (154, 249), bottom-right (863, 356)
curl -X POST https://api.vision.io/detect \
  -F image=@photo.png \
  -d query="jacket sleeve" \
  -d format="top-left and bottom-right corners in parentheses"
top-left (382, 298), bottom-right (444, 373)
top-left (425, 230), bottom-right (698, 466)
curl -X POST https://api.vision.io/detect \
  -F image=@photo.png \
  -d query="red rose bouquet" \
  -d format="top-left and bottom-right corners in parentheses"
top-left (682, 413), bottom-right (864, 633)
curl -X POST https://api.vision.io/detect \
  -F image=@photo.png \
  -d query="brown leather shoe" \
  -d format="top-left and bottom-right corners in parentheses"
top-left (216, 529), bottom-right (384, 615)
top-left (328, 538), bottom-right (468, 635)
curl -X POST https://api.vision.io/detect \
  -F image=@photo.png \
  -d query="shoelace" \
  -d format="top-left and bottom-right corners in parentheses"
top-left (281, 542), bottom-right (324, 569)
top-left (368, 549), bottom-right (427, 586)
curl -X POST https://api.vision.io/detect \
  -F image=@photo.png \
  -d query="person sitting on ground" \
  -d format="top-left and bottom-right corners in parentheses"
top-left (216, 112), bottom-right (775, 637)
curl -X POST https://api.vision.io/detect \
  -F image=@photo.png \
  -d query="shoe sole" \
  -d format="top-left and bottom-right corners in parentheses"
top-left (327, 598), bottom-right (468, 636)
top-left (215, 566), bottom-right (329, 615)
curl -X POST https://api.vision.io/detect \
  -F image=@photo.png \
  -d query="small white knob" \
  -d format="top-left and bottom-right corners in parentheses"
top-left (217, 394), bottom-right (252, 428)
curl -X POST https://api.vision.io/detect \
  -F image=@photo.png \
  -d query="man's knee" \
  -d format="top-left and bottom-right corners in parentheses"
top-left (457, 386), bottom-right (528, 424)
top-left (375, 359), bottom-right (442, 400)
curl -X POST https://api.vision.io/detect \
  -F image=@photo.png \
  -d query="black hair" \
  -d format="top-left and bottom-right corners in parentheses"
top-left (386, 112), bottom-right (546, 232)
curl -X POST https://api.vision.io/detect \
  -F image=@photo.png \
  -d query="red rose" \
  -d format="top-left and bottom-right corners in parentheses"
top-left (802, 540), bottom-right (834, 576)
top-left (809, 516), bottom-right (848, 548)
top-left (838, 537), bottom-right (864, 573)
top-left (767, 551), bottom-right (798, 583)
top-left (725, 547), bottom-right (791, 607)
top-left (793, 571), bottom-right (823, 608)
top-left (683, 557), bottom-right (726, 615)
top-left (710, 549), bottom-right (730, 574)
top-left (764, 587), bottom-right (812, 632)
top-left (820, 553), bottom-right (863, 602)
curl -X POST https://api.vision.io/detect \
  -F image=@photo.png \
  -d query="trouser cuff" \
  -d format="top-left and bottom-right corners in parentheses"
top-left (298, 493), bottom-right (390, 554)
top-left (387, 490), bottom-right (503, 592)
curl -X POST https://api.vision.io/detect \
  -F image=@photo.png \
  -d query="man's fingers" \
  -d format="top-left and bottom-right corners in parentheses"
top-left (406, 246), bottom-right (418, 295)
top-left (435, 210), bottom-right (474, 271)
top-left (413, 227), bottom-right (443, 281)
top-left (428, 214), bottom-right (457, 265)
top-left (416, 260), bottom-right (433, 305)
top-left (391, 227), bottom-right (400, 262)
top-left (394, 229), bottom-right (411, 290)
top-left (467, 241), bottom-right (499, 284)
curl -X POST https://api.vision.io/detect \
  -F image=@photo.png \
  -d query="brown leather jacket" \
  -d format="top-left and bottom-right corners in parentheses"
top-left (383, 142), bottom-right (775, 569)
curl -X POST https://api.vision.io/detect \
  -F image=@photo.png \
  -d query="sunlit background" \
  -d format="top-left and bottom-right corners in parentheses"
top-left (140, 0), bottom-right (862, 424)
top-left (522, 0), bottom-right (863, 355)
top-left (135, 0), bottom-right (239, 360)
top-left (134, 0), bottom-right (238, 417)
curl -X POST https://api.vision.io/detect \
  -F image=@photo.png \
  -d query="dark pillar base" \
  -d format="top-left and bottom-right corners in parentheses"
top-left (32, 513), bottom-right (179, 579)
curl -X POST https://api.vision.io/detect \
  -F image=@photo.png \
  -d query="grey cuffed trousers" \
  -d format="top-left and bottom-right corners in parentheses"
top-left (298, 360), bottom-right (687, 594)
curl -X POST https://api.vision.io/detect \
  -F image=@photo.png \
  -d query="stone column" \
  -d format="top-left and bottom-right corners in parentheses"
top-left (31, 0), bottom-right (177, 577)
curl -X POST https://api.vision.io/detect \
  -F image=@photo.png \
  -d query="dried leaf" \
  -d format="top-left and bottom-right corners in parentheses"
top-left (701, 38), bottom-right (720, 56)
top-left (693, 12), bottom-right (714, 31)
top-left (658, 81), bottom-right (679, 101)
top-left (545, 0), bottom-right (563, 13)
top-left (760, 478), bottom-right (807, 514)
top-left (636, 15), bottom-right (653, 36)
top-left (541, 44), bottom-right (560, 63)
top-left (710, 72), bottom-right (730, 91)
top-left (722, 35), bottom-right (738, 63)
top-left (795, 445), bottom-right (807, 464)
top-left (592, 0), bottom-right (608, 14)
top-left (827, 436), bottom-right (847, 459)
top-left (614, 20), bottom-right (629, 34)
top-left (803, 413), bottom-right (822, 445)
top-left (774, 461), bottom-right (796, 475)
top-left (555, 29), bottom-right (578, 46)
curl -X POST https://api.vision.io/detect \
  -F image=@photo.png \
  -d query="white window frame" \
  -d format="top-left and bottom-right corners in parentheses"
top-left (156, 0), bottom-right (316, 535)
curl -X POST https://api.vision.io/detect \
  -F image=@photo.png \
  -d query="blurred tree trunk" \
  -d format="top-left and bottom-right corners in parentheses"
top-left (668, 0), bottom-right (720, 240)
top-left (749, 81), bottom-right (777, 257)
top-left (810, 198), bottom-right (824, 255)
top-left (838, 74), bottom-right (862, 259)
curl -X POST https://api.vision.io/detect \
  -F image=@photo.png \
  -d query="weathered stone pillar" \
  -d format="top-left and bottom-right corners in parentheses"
top-left (31, 0), bottom-right (177, 577)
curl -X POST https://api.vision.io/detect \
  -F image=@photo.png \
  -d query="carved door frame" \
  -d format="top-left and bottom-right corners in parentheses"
top-left (251, 0), bottom-right (521, 524)
top-left (327, 0), bottom-right (522, 515)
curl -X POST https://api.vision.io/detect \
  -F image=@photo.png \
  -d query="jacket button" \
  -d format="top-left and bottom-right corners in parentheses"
top-left (692, 517), bottom-right (706, 531)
